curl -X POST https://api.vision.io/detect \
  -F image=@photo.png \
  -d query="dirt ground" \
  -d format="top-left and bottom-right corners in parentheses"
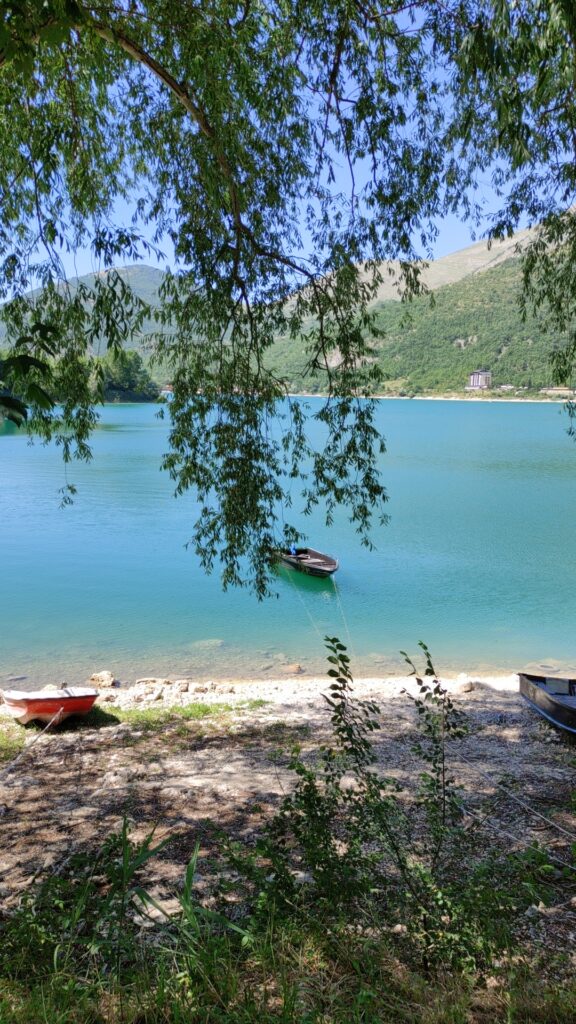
top-left (0, 675), bottom-right (575, 955)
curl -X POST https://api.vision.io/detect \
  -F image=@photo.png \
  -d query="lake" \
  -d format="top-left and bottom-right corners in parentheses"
top-left (1, 399), bottom-right (576, 687)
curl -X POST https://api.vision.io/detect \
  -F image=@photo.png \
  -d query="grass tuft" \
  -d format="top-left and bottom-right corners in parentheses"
top-left (0, 719), bottom-right (26, 764)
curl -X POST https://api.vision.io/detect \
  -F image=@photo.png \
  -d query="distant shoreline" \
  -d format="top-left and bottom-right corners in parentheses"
top-left (375, 394), bottom-right (571, 403)
top-left (285, 391), bottom-right (572, 404)
top-left (99, 392), bottom-right (573, 407)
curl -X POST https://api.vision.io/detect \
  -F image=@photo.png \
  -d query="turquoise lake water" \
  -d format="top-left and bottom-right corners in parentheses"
top-left (2, 399), bottom-right (576, 687)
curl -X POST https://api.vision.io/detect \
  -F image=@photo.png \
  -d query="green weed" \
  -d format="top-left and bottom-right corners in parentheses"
top-left (0, 641), bottom-right (574, 1022)
top-left (0, 720), bottom-right (26, 764)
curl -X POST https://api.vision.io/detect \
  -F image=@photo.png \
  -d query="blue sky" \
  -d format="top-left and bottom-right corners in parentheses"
top-left (54, 158), bottom-right (513, 283)
top-left (57, 202), bottom-right (494, 283)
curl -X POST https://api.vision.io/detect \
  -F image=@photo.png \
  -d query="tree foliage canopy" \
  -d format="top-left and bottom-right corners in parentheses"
top-left (1, 0), bottom-right (575, 592)
top-left (99, 349), bottom-right (158, 400)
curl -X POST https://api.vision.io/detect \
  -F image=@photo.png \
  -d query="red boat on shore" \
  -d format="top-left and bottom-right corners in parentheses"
top-left (1, 687), bottom-right (98, 725)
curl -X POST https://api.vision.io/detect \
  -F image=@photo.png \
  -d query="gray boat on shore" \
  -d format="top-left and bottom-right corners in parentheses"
top-left (519, 673), bottom-right (576, 734)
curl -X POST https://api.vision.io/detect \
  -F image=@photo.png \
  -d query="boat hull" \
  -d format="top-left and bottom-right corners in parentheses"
top-left (519, 673), bottom-right (576, 735)
top-left (1, 688), bottom-right (98, 725)
top-left (278, 547), bottom-right (338, 578)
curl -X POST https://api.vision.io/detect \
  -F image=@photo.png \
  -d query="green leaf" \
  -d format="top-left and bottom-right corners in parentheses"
top-left (26, 382), bottom-right (54, 410)
top-left (0, 394), bottom-right (27, 423)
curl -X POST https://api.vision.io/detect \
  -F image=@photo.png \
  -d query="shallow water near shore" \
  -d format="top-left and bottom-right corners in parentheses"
top-left (1, 399), bottom-right (576, 688)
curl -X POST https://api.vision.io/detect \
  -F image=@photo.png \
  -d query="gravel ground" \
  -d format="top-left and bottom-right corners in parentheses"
top-left (0, 672), bottom-right (574, 960)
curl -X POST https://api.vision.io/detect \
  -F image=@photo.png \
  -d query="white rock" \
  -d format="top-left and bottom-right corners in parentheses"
top-left (90, 670), bottom-right (117, 687)
top-left (292, 871), bottom-right (313, 885)
top-left (133, 895), bottom-right (182, 926)
top-left (453, 680), bottom-right (475, 694)
top-left (68, 806), bottom-right (95, 819)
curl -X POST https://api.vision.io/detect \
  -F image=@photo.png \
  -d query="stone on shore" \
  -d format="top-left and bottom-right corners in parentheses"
top-left (174, 680), bottom-right (191, 693)
top-left (454, 680), bottom-right (475, 694)
top-left (89, 670), bottom-right (118, 688)
top-left (93, 676), bottom-right (201, 711)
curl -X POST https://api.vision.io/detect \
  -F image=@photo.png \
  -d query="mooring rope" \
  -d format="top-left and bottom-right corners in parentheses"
top-left (381, 701), bottom-right (576, 846)
top-left (331, 575), bottom-right (355, 659)
top-left (462, 804), bottom-right (576, 875)
top-left (456, 748), bottom-right (576, 844)
top-left (283, 563), bottom-right (325, 644)
top-left (0, 706), bottom-right (64, 782)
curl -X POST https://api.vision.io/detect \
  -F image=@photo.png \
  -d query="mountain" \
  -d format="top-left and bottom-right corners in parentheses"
top-left (269, 228), bottom-right (565, 394)
top-left (0, 265), bottom-right (166, 354)
top-left (1, 228), bottom-right (565, 394)
top-left (363, 227), bottom-right (534, 303)
top-left (367, 255), bottom-right (559, 394)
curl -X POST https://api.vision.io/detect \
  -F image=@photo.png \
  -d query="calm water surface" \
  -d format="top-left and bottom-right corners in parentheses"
top-left (2, 400), bottom-right (576, 686)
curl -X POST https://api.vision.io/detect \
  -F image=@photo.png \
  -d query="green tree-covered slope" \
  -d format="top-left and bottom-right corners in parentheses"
top-left (267, 257), bottom-right (567, 394)
top-left (369, 258), bottom-right (565, 393)
top-left (2, 257), bottom-right (567, 397)
top-left (99, 351), bottom-right (159, 402)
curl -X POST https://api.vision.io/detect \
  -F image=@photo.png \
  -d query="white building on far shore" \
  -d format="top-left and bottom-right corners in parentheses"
top-left (467, 369), bottom-right (492, 390)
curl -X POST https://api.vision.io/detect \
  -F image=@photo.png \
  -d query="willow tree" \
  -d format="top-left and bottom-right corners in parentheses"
top-left (0, 1), bottom-right (574, 592)
top-left (445, 0), bottom-right (576, 382)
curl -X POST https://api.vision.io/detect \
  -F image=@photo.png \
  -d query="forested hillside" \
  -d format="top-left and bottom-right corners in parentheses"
top-left (1, 257), bottom-right (568, 396)
top-left (369, 258), bottom-right (565, 394)
top-left (0, 265), bottom-right (166, 353)
top-left (267, 257), bottom-right (567, 394)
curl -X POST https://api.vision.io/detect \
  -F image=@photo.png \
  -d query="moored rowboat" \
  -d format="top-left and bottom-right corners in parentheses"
top-left (1, 687), bottom-right (98, 725)
top-left (518, 673), bottom-right (576, 734)
top-left (278, 547), bottom-right (339, 578)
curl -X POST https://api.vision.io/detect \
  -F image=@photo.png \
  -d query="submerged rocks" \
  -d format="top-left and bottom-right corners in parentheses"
top-left (282, 663), bottom-right (305, 675)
